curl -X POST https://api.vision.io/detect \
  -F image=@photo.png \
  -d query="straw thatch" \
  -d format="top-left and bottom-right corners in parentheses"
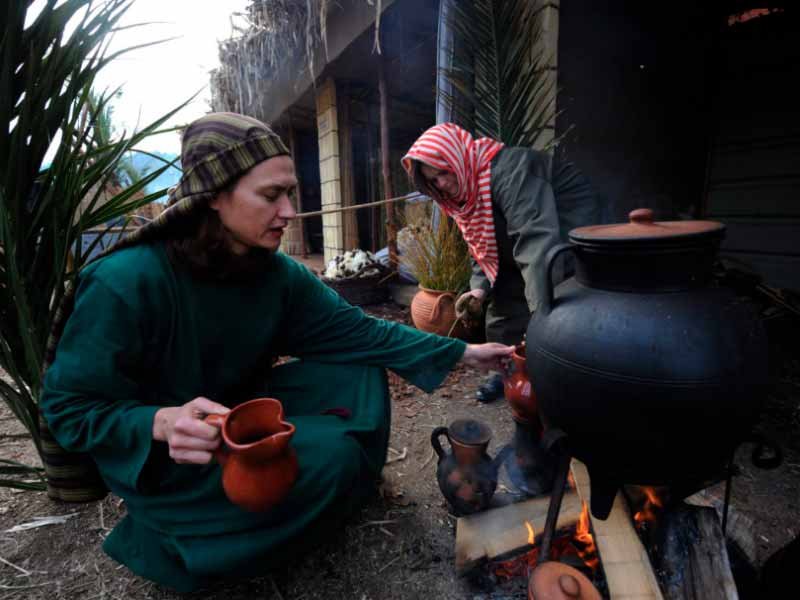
top-left (211, 0), bottom-right (379, 121)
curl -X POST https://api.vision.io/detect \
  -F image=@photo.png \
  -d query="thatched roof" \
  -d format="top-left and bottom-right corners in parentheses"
top-left (210, 0), bottom-right (383, 122)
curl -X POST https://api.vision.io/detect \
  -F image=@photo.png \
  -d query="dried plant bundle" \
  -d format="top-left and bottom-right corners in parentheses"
top-left (399, 208), bottom-right (471, 292)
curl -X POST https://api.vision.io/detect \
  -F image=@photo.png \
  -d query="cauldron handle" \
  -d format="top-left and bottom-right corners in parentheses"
top-left (542, 243), bottom-right (575, 314)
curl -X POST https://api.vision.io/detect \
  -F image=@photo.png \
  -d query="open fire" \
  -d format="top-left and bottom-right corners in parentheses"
top-left (632, 486), bottom-right (666, 532)
top-left (491, 501), bottom-right (600, 582)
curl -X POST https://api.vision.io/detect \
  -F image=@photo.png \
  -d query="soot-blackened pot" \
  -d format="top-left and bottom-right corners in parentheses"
top-left (526, 209), bottom-right (769, 519)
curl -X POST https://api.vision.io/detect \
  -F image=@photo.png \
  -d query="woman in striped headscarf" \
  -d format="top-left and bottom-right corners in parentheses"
top-left (39, 113), bottom-right (513, 591)
top-left (402, 123), bottom-right (601, 403)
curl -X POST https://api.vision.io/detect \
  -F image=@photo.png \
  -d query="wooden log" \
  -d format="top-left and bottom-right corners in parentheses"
top-left (644, 503), bottom-right (738, 600)
top-left (454, 491), bottom-right (581, 574)
top-left (685, 483), bottom-right (758, 568)
top-left (571, 460), bottom-right (664, 600)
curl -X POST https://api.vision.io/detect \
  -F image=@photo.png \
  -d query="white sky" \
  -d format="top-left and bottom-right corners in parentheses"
top-left (88, 0), bottom-right (250, 154)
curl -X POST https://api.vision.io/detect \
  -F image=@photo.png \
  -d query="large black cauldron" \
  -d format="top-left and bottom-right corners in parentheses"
top-left (526, 209), bottom-right (769, 519)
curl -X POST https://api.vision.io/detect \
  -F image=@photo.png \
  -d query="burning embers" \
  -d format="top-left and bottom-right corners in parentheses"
top-left (491, 502), bottom-right (601, 586)
top-left (632, 486), bottom-right (666, 532)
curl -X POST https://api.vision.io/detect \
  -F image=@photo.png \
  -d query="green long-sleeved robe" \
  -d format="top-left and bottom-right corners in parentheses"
top-left (470, 147), bottom-right (600, 345)
top-left (40, 243), bottom-right (465, 591)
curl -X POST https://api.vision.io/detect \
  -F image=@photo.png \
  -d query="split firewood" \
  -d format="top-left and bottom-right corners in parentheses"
top-left (644, 503), bottom-right (738, 600)
top-left (454, 490), bottom-right (581, 574)
top-left (570, 461), bottom-right (664, 600)
top-left (686, 484), bottom-right (757, 568)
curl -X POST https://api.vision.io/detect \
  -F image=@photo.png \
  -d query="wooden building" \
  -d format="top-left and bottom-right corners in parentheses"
top-left (212, 0), bottom-right (799, 290)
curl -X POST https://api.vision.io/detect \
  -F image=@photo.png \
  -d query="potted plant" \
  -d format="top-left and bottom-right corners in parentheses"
top-left (399, 209), bottom-right (474, 338)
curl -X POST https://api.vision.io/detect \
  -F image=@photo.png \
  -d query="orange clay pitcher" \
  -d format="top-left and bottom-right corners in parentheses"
top-left (205, 398), bottom-right (299, 512)
top-left (503, 343), bottom-right (540, 427)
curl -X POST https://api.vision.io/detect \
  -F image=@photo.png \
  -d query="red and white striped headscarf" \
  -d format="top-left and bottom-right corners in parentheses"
top-left (402, 123), bottom-right (504, 285)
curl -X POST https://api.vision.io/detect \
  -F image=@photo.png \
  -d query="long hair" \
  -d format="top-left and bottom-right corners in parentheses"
top-left (165, 205), bottom-right (273, 281)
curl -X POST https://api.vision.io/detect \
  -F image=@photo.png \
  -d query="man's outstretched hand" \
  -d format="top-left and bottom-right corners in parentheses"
top-left (460, 343), bottom-right (515, 372)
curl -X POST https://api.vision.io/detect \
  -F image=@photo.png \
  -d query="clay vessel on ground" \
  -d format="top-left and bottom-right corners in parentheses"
top-left (431, 419), bottom-right (503, 515)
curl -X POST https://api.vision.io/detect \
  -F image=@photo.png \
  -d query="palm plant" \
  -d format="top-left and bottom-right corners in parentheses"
top-left (0, 0), bottom-right (186, 490)
top-left (87, 89), bottom-right (144, 187)
top-left (438, 0), bottom-right (559, 149)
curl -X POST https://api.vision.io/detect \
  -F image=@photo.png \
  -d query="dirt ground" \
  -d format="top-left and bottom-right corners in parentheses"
top-left (1, 302), bottom-right (798, 600)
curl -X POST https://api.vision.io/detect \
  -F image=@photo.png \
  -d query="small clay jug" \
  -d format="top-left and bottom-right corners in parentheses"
top-left (431, 419), bottom-right (502, 515)
top-left (206, 398), bottom-right (299, 512)
top-left (503, 343), bottom-right (540, 428)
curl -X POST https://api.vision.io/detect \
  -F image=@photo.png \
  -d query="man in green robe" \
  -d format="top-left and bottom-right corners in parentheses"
top-left (39, 113), bottom-right (513, 592)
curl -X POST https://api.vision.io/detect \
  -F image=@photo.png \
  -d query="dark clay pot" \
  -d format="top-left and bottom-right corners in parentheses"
top-left (431, 419), bottom-right (502, 515)
top-left (526, 209), bottom-right (769, 519)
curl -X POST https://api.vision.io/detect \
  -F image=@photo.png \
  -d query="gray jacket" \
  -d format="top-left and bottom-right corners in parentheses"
top-left (471, 147), bottom-right (600, 313)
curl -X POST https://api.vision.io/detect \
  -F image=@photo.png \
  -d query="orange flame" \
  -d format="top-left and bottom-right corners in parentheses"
top-left (493, 508), bottom-right (599, 581)
top-left (633, 486), bottom-right (664, 527)
top-left (524, 520), bottom-right (535, 545)
top-left (575, 501), bottom-right (599, 570)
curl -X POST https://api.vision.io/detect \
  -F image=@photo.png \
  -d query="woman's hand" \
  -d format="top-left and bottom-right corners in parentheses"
top-left (460, 343), bottom-right (515, 372)
top-left (455, 289), bottom-right (486, 329)
top-left (152, 397), bottom-right (230, 464)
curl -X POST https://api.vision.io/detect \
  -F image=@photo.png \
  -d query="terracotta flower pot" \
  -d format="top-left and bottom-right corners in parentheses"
top-left (205, 398), bottom-right (299, 512)
top-left (411, 286), bottom-right (472, 338)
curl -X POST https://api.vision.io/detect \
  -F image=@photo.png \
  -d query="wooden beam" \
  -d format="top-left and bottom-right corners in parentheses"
top-left (337, 87), bottom-right (359, 250)
top-left (378, 50), bottom-right (398, 269)
top-left (571, 460), bottom-right (664, 600)
top-left (366, 103), bottom-right (379, 252)
top-left (286, 114), bottom-right (308, 258)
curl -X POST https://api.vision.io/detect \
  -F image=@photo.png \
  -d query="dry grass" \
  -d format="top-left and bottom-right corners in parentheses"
top-left (399, 209), bottom-right (471, 292)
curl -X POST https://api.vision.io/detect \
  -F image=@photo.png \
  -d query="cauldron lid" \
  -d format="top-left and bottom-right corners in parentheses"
top-left (570, 208), bottom-right (724, 243)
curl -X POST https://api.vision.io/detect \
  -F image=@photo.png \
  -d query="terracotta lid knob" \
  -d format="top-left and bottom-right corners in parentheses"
top-left (529, 562), bottom-right (602, 600)
top-left (629, 208), bottom-right (654, 225)
top-left (558, 574), bottom-right (581, 598)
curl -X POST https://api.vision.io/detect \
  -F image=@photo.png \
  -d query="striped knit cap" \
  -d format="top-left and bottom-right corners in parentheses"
top-left (167, 112), bottom-right (289, 209)
top-left (39, 112), bottom-right (289, 502)
top-left (402, 123), bottom-right (504, 285)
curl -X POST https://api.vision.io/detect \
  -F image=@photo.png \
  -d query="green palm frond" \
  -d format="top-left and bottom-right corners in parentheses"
top-left (0, 0), bottom-right (191, 473)
top-left (439, 0), bottom-right (558, 149)
top-left (0, 459), bottom-right (46, 492)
